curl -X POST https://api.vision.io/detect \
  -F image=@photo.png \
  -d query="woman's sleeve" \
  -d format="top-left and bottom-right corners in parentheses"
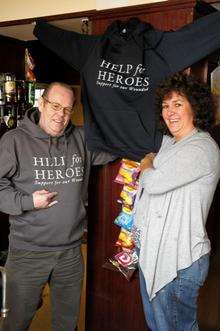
top-left (141, 143), bottom-right (218, 195)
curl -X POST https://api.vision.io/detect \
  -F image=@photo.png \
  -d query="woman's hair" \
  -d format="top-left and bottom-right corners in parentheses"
top-left (155, 73), bottom-right (216, 134)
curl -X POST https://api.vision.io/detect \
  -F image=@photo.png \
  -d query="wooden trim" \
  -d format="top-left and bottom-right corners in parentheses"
top-left (0, 0), bottom-right (196, 27)
top-left (92, 0), bottom-right (196, 21)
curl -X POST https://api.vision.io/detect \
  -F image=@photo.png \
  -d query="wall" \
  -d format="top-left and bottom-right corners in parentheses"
top-left (0, 0), bottom-right (166, 22)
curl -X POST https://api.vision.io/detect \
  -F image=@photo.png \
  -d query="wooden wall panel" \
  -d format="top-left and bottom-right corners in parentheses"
top-left (92, 0), bottom-right (195, 34)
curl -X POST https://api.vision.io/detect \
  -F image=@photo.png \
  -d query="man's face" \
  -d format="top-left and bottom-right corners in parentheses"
top-left (38, 85), bottom-right (75, 137)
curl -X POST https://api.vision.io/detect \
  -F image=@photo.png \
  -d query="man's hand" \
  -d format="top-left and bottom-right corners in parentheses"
top-left (140, 153), bottom-right (156, 172)
top-left (33, 190), bottom-right (58, 209)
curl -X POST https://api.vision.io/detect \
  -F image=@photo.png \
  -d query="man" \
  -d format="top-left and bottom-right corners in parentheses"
top-left (0, 82), bottom-right (115, 331)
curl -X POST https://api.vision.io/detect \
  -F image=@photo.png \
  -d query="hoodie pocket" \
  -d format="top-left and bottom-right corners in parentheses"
top-left (95, 108), bottom-right (155, 151)
top-left (21, 198), bottom-right (86, 247)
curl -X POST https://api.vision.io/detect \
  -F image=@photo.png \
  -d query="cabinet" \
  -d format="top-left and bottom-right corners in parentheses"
top-left (0, 36), bottom-right (26, 253)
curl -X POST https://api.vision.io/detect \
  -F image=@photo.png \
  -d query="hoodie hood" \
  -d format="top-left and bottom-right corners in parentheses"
top-left (101, 17), bottom-right (164, 63)
top-left (19, 107), bottom-right (74, 139)
top-left (19, 107), bottom-right (74, 159)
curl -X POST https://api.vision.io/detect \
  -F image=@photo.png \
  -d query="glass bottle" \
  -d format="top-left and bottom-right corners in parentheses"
top-left (0, 80), bottom-right (5, 107)
top-left (26, 81), bottom-right (35, 107)
top-left (16, 80), bottom-right (27, 126)
top-left (3, 104), bottom-right (16, 130)
top-left (4, 73), bottom-right (17, 104)
top-left (0, 76), bottom-right (7, 136)
top-left (0, 106), bottom-right (7, 137)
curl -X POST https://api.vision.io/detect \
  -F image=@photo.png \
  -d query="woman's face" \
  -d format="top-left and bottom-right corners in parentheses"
top-left (162, 91), bottom-right (195, 141)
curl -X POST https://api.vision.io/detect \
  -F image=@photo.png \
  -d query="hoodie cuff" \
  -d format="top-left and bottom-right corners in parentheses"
top-left (21, 195), bottom-right (34, 211)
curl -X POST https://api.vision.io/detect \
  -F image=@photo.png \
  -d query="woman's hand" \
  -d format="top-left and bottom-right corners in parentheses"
top-left (140, 153), bottom-right (156, 172)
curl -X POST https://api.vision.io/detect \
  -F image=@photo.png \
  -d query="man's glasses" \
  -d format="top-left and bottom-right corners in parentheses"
top-left (43, 97), bottom-right (73, 115)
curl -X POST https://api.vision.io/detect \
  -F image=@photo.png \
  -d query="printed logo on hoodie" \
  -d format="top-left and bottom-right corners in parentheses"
top-left (33, 153), bottom-right (84, 187)
top-left (97, 59), bottom-right (150, 92)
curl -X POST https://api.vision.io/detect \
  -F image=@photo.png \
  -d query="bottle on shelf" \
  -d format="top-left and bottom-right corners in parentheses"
top-left (16, 80), bottom-right (27, 126)
top-left (4, 73), bottom-right (17, 130)
top-left (0, 71), bottom-right (36, 134)
top-left (0, 80), bottom-right (7, 137)
top-left (4, 73), bottom-right (17, 104)
top-left (0, 108), bottom-right (7, 137)
top-left (3, 104), bottom-right (17, 130)
top-left (0, 76), bottom-right (5, 106)
top-left (26, 81), bottom-right (35, 108)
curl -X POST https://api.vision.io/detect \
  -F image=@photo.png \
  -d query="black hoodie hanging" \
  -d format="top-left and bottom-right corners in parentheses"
top-left (34, 12), bottom-right (220, 160)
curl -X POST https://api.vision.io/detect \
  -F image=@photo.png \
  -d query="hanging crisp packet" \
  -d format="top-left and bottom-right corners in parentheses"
top-left (122, 205), bottom-right (133, 214)
top-left (114, 210), bottom-right (134, 232)
top-left (115, 228), bottom-right (134, 249)
top-left (109, 248), bottom-right (139, 281)
top-left (114, 159), bottom-right (140, 187)
top-left (119, 184), bottom-right (137, 206)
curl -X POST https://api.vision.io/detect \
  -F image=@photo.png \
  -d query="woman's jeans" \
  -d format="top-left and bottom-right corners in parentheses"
top-left (139, 254), bottom-right (209, 331)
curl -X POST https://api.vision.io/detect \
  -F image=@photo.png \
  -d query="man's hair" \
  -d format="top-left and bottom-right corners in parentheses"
top-left (155, 73), bottom-right (216, 133)
top-left (42, 82), bottom-right (75, 100)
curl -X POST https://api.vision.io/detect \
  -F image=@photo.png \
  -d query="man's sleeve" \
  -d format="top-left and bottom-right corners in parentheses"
top-left (158, 11), bottom-right (220, 74)
top-left (91, 151), bottom-right (118, 166)
top-left (76, 126), bottom-right (118, 165)
top-left (33, 21), bottom-right (99, 72)
top-left (141, 144), bottom-right (218, 195)
top-left (0, 135), bottom-right (34, 215)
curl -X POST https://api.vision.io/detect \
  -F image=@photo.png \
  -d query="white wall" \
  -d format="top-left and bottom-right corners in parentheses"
top-left (96, 0), bottom-right (166, 10)
top-left (0, 0), bottom-right (166, 22)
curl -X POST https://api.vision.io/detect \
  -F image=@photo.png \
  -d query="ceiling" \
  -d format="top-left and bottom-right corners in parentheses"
top-left (0, 17), bottom-right (91, 41)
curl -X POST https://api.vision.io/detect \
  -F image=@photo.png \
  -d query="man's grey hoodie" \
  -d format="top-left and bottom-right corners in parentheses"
top-left (0, 108), bottom-right (114, 251)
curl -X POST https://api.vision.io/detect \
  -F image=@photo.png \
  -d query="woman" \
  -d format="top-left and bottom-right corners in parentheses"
top-left (133, 73), bottom-right (220, 330)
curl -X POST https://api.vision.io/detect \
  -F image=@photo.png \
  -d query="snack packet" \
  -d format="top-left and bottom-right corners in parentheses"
top-left (114, 159), bottom-right (140, 187)
top-left (115, 228), bottom-right (134, 249)
top-left (109, 248), bottom-right (139, 281)
top-left (114, 210), bottom-right (134, 232)
top-left (119, 185), bottom-right (137, 206)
